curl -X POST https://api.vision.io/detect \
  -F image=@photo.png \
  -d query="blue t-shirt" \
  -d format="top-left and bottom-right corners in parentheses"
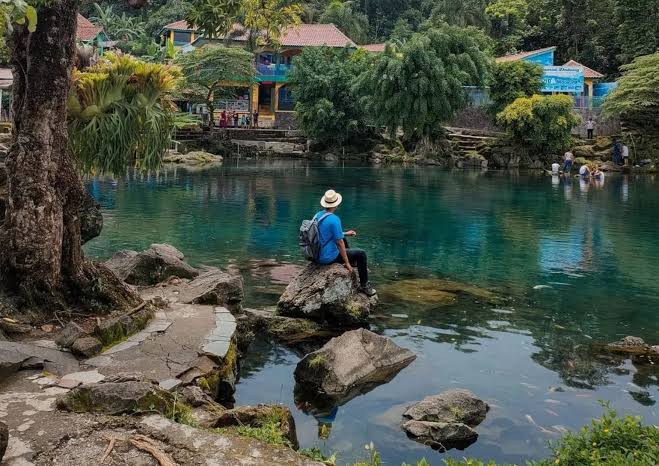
top-left (314, 211), bottom-right (344, 264)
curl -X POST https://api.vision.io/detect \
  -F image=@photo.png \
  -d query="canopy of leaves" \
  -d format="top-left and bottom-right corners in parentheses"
top-left (319, 1), bottom-right (369, 44)
top-left (489, 60), bottom-right (543, 114)
top-left (354, 25), bottom-right (489, 139)
top-left (602, 52), bottom-right (659, 126)
top-left (496, 94), bottom-right (580, 156)
top-left (288, 46), bottom-right (371, 146)
top-left (187, 0), bottom-right (303, 48)
top-left (68, 53), bottom-right (181, 174)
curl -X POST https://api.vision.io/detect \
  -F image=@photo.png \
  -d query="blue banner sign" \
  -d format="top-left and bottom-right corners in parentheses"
top-left (542, 66), bottom-right (584, 93)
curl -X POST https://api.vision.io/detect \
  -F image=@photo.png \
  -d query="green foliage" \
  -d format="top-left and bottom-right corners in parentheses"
top-left (298, 447), bottom-right (337, 465)
top-left (144, 0), bottom-right (194, 36)
top-left (533, 404), bottom-right (659, 466)
top-left (216, 409), bottom-right (292, 447)
top-left (0, 0), bottom-right (37, 34)
top-left (68, 53), bottom-right (181, 175)
top-left (603, 52), bottom-right (659, 125)
top-left (175, 45), bottom-right (254, 117)
top-left (90, 3), bottom-right (145, 41)
top-left (355, 25), bottom-right (488, 140)
top-left (288, 46), bottom-right (371, 146)
top-left (496, 94), bottom-right (579, 156)
top-left (319, 1), bottom-right (369, 44)
top-left (615, 0), bottom-right (659, 65)
top-left (188, 0), bottom-right (303, 48)
top-left (486, 0), bottom-right (528, 54)
top-left (489, 61), bottom-right (543, 115)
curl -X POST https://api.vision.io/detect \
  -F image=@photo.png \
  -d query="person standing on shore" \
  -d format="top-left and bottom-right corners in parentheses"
top-left (622, 143), bottom-right (630, 166)
top-left (314, 190), bottom-right (377, 297)
top-left (586, 117), bottom-right (595, 140)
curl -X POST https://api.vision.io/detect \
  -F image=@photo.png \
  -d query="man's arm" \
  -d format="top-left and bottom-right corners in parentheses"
top-left (337, 239), bottom-right (352, 273)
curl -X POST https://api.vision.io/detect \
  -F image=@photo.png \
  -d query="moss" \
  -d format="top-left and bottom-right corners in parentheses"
top-left (197, 377), bottom-right (211, 392)
top-left (96, 319), bottom-right (126, 347)
top-left (58, 388), bottom-right (93, 412)
top-left (308, 353), bottom-right (326, 369)
top-left (217, 341), bottom-right (238, 380)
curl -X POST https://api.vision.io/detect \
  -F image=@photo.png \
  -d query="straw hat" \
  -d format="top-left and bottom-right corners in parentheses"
top-left (320, 189), bottom-right (342, 208)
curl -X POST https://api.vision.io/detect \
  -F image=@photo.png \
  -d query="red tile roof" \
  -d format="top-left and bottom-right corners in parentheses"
top-left (162, 20), bottom-right (197, 32)
top-left (172, 20), bottom-right (355, 48)
top-left (563, 60), bottom-right (604, 79)
top-left (278, 24), bottom-right (355, 47)
top-left (495, 46), bottom-right (556, 63)
top-left (77, 14), bottom-right (103, 42)
top-left (362, 43), bottom-right (386, 52)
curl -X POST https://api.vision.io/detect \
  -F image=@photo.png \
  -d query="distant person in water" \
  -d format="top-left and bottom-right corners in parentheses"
top-left (579, 163), bottom-right (591, 178)
top-left (563, 151), bottom-right (574, 173)
top-left (314, 190), bottom-right (376, 297)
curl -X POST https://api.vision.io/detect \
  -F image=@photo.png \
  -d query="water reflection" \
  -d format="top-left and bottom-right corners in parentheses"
top-left (85, 161), bottom-right (659, 464)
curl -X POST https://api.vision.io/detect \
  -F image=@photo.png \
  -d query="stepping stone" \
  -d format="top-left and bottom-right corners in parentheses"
top-left (84, 356), bottom-right (113, 368)
top-left (61, 370), bottom-right (105, 385)
top-left (57, 378), bottom-right (82, 389)
top-left (201, 340), bottom-right (232, 359)
top-left (143, 320), bottom-right (173, 333)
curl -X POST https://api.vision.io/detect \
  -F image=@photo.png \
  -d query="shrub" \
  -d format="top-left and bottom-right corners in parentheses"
top-left (496, 94), bottom-right (580, 156)
top-left (489, 61), bottom-right (544, 115)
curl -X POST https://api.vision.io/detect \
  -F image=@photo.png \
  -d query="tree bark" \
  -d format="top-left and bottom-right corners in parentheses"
top-left (0, 0), bottom-right (139, 313)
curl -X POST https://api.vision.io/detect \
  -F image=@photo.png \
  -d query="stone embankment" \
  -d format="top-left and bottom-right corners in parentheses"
top-left (0, 244), bottom-right (320, 465)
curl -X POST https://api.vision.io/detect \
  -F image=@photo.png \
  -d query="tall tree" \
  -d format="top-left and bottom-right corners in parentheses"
top-left (615, 0), bottom-right (659, 65)
top-left (0, 1), bottom-right (140, 310)
top-left (489, 61), bottom-right (543, 115)
top-left (288, 47), bottom-right (371, 146)
top-left (319, 1), bottom-right (370, 44)
top-left (486, 0), bottom-right (528, 54)
top-left (355, 25), bottom-right (488, 139)
top-left (175, 45), bottom-right (255, 122)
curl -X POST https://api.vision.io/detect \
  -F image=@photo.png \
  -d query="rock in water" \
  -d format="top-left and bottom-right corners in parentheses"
top-left (402, 389), bottom-right (489, 451)
top-left (80, 192), bottom-right (103, 244)
top-left (607, 336), bottom-right (652, 354)
top-left (105, 243), bottom-right (199, 285)
top-left (278, 263), bottom-right (377, 326)
top-left (0, 421), bottom-right (7, 463)
top-left (294, 329), bottom-right (415, 409)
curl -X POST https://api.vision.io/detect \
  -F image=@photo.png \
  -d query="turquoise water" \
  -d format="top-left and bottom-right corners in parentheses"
top-left (86, 161), bottom-right (659, 465)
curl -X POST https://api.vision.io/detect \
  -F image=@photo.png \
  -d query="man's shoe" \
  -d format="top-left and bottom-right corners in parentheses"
top-left (360, 282), bottom-right (377, 297)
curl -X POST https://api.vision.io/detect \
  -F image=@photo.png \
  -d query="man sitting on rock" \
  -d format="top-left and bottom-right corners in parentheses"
top-left (314, 190), bottom-right (376, 297)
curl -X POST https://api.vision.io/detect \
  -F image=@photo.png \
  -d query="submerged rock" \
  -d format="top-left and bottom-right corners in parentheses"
top-left (379, 278), bottom-right (498, 306)
top-left (607, 336), bottom-right (652, 354)
top-left (105, 243), bottom-right (199, 286)
top-left (278, 263), bottom-right (377, 326)
top-left (212, 404), bottom-right (299, 449)
top-left (402, 389), bottom-right (489, 451)
top-left (294, 329), bottom-right (415, 410)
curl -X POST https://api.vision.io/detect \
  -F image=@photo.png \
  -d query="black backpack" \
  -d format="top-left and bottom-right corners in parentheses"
top-left (299, 212), bottom-right (332, 261)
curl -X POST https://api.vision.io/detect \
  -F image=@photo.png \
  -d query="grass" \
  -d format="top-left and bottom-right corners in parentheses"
top-left (215, 408), bottom-right (293, 447)
top-left (299, 447), bottom-right (337, 465)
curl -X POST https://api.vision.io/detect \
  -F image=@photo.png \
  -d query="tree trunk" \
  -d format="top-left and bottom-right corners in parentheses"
top-left (0, 0), bottom-right (139, 313)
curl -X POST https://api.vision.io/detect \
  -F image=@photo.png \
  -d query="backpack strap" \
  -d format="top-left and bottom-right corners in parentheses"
top-left (317, 212), bottom-right (333, 225)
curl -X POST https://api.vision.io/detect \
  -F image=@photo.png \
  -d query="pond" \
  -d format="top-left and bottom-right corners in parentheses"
top-left (86, 160), bottom-right (659, 465)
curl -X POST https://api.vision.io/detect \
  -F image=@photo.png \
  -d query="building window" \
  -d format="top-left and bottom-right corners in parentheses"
top-left (173, 32), bottom-right (191, 44)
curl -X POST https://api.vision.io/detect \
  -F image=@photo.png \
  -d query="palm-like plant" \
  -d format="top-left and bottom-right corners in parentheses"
top-left (68, 53), bottom-right (181, 175)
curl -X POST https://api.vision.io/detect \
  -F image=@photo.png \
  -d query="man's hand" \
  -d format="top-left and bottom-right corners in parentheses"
top-left (345, 230), bottom-right (357, 237)
top-left (344, 263), bottom-right (354, 274)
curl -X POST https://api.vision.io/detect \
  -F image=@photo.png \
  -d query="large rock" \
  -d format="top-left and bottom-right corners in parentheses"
top-left (162, 150), bottom-right (222, 165)
top-left (105, 243), bottom-right (199, 285)
top-left (278, 263), bottom-right (377, 326)
top-left (178, 267), bottom-right (244, 306)
top-left (57, 381), bottom-right (176, 416)
top-left (294, 329), bottom-right (415, 409)
top-left (55, 321), bottom-right (87, 348)
top-left (243, 307), bottom-right (340, 349)
top-left (0, 341), bottom-right (79, 377)
top-left (212, 404), bottom-right (299, 449)
top-left (0, 421), bottom-right (7, 464)
top-left (402, 389), bottom-right (489, 451)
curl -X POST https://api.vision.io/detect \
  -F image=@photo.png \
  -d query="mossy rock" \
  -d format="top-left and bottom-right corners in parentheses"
top-left (379, 278), bottom-right (498, 306)
top-left (57, 381), bottom-right (194, 425)
top-left (95, 306), bottom-right (154, 348)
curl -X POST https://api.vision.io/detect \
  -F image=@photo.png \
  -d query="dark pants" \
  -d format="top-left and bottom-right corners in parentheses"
top-left (587, 129), bottom-right (594, 139)
top-left (333, 246), bottom-right (368, 285)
